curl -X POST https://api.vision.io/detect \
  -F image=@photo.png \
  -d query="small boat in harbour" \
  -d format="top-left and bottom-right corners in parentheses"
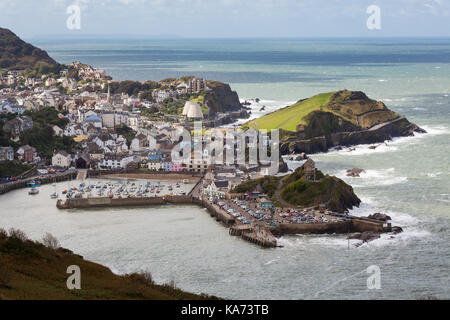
top-left (27, 180), bottom-right (41, 187)
top-left (28, 188), bottom-right (39, 195)
top-left (50, 192), bottom-right (58, 199)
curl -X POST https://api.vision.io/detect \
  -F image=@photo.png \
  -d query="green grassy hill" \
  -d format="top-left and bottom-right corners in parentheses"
top-left (246, 90), bottom-right (400, 132)
top-left (0, 229), bottom-right (217, 300)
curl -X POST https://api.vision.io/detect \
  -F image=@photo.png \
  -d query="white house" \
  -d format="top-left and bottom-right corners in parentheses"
top-left (148, 161), bottom-right (163, 171)
top-left (53, 125), bottom-right (64, 137)
top-left (203, 180), bottom-right (229, 199)
top-left (52, 151), bottom-right (72, 168)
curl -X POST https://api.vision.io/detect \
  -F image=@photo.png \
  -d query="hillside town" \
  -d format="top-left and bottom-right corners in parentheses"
top-left (0, 62), bottom-right (276, 194)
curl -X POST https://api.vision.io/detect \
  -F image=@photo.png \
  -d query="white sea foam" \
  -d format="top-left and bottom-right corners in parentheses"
top-left (427, 172), bottom-right (442, 178)
top-left (278, 234), bottom-right (350, 249)
top-left (357, 227), bottom-right (432, 248)
top-left (264, 257), bottom-right (281, 265)
top-left (420, 125), bottom-right (450, 136)
top-left (336, 168), bottom-right (408, 187)
top-left (437, 194), bottom-right (450, 203)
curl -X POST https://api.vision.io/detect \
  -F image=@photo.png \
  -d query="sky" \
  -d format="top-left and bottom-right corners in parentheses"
top-left (1, 0), bottom-right (450, 39)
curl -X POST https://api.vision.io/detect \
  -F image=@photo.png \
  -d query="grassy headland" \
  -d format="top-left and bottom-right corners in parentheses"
top-left (246, 90), bottom-right (400, 132)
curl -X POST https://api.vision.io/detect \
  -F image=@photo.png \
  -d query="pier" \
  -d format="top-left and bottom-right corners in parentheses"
top-left (55, 194), bottom-right (391, 248)
top-left (229, 225), bottom-right (278, 248)
top-left (56, 195), bottom-right (193, 209)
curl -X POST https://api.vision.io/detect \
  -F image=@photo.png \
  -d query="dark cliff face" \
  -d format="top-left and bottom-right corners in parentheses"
top-left (205, 81), bottom-right (244, 115)
top-left (0, 28), bottom-right (60, 70)
top-left (326, 177), bottom-right (361, 213)
top-left (280, 116), bottom-right (425, 155)
top-left (302, 111), bottom-right (361, 138)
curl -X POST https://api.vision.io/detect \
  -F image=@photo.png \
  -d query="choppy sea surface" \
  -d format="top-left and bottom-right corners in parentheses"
top-left (2, 38), bottom-right (449, 299)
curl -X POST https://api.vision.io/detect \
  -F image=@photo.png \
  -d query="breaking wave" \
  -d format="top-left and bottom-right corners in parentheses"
top-left (336, 168), bottom-right (408, 187)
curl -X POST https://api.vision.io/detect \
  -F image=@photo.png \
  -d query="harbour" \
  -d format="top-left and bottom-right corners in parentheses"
top-left (48, 173), bottom-right (392, 249)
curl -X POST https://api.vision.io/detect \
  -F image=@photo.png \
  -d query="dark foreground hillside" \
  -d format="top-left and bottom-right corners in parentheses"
top-left (0, 229), bottom-right (217, 300)
top-left (0, 27), bottom-right (61, 72)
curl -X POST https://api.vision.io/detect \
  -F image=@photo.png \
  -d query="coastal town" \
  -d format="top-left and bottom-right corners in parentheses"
top-left (0, 60), bottom-right (396, 248)
top-left (0, 61), bottom-right (254, 174)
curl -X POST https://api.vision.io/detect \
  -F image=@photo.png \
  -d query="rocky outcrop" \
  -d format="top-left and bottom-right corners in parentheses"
top-left (347, 168), bottom-right (365, 177)
top-left (205, 81), bottom-right (244, 115)
top-left (367, 213), bottom-right (392, 221)
top-left (326, 177), bottom-right (362, 213)
top-left (391, 226), bottom-right (404, 234)
top-left (278, 157), bottom-right (289, 173)
top-left (348, 231), bottom-right (381, 243)
top-left (295, 153), bottom-right (308, 161)
top-left (278, 165), bottom-right (361, 213)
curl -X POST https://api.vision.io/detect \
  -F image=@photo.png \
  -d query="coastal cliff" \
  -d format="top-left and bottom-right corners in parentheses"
top-left (205, 81), bottom-right (247, 115)
top-left (246, 90), bottom-right (426, 155)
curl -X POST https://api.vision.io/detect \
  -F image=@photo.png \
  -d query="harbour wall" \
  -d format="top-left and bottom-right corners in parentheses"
top-left (56, 195), bottom-right (235, 226)
top-left (0, 171), bottom-right (77, 195)
top-left (57, 196), bottom-right (193, 209)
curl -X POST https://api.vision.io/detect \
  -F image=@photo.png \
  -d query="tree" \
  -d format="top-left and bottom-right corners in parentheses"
top-left (139, 90), bottom-right (154, 102)
top-left (42, 233), bottom-right (60, 250)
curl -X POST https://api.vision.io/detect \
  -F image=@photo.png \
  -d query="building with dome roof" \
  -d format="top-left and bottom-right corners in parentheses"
top-left (183, 101), bottom-right (203, 120)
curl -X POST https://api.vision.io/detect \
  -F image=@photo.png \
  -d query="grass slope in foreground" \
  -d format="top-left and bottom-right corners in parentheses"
top-left (0, 229), bottom-right (217, 300)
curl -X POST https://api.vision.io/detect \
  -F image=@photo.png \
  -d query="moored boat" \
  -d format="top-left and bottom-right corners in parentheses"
top-left (27, 180), bottom-right (41, 188)
top-left (28, 188), bottom-right (39, 195)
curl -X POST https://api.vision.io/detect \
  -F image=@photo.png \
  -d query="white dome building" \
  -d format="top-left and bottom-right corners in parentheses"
top-left (183, 101), bottom-right (203, 119)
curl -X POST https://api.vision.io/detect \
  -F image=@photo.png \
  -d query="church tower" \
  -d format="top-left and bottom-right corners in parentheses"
top-left (107, 85), bottom-right (111, 103)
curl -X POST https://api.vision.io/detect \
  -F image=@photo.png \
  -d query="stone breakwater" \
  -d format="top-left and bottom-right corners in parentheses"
top-left (56, 196), bottom-right (193, 209)
top-left (56, 196), bottom-right (392, 249)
